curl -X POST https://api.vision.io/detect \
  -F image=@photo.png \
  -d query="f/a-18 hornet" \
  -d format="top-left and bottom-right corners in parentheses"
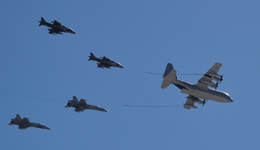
top-left (161, 63), bottom-right (233, 109)
top-left (9, 114), bottom-right (51, 130)
top-left (65, 96), bottom-right (109, 112)
top-left (39, 17), bottom-right (76, 35)
top-left (88, 52), bottom-right (124, 69)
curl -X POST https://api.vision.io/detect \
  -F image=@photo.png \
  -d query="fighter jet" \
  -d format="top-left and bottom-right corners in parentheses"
top-left (88, 52), bottom-right (124, 69)
top-left (65, 96), bottom-right (109, 112)
top-left (8, 114), bottom-right (51, 130)
top-left (161, 63), bottom-right (233, 109)
top-left (39, 17), bottom-right (76, 35)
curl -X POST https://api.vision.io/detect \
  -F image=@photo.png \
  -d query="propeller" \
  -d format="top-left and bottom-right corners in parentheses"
top-left (215, 82), bottom-right (219, 90)
top-left (202, 100), bottom-right (206, 106)
top-left (220, 75), bottom-right (223, 83)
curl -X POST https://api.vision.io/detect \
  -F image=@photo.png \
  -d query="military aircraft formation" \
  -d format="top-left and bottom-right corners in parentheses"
top-left (8, 18), bottom-right (233, 130)
top-left (9, 96), bottom-right (108, 130)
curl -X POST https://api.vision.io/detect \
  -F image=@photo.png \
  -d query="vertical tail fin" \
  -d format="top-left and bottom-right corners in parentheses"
top-left (88, 52), bottom-right (96, 61)
top-left (72, 96), bottom-right (78, 103)
top-left (161, 63), bottom-right (177, 89)
top-left (16, 114), bottom-right (22, 120)
top-left (39, 17), bottom-right (46, 26)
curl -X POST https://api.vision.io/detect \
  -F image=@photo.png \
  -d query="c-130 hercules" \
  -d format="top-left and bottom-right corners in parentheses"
top-left (65, 96), bottom-right (109, 112)
top-left (161, 63), bottom-right (233, 109)
top-left (8, 114), bottom-right (51, 130)
top-left (39, 17), bottom-right (76, 35)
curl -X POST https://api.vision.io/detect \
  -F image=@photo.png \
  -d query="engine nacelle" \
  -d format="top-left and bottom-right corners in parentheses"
top-left (184, 104), bottom-right (198, 109)
top-left (208, 73), bottom-right (221, 78)
top-left (213, 76), bottom-right (222, 82)
top-left (207, 73), bottom-right (223, 82)
top-left (200, 80), bottom-right (218, 88)
top-left (188, 96), bottom-right (203, 104)
top-left (194, 99), bottom-right (203, 104)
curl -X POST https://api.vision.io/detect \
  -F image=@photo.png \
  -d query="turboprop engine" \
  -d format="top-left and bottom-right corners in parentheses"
top-left (184, 96), bottom-right (205, 109)
top-left (199, 80), bottom-right (218, 89)
top-left (184, 104), bottom-right (198, 109)
top-left (207, 73), bottom-right (223, 82)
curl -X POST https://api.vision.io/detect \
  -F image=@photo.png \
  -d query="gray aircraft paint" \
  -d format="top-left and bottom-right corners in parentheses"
top-left (161, 63), bottom-right (233, 109)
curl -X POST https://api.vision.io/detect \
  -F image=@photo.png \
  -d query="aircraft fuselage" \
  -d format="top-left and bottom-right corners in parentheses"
top-left (173, 79), bottom-right (233, 103)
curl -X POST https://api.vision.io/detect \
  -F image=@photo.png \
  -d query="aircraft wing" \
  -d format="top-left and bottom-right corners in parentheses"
top-left (30, 122), bottom-right (51, 130)
top-left (53, 20), bottom-right (61, 26)
top-left (22, 117), bottom-right (30, 124)
top-left (184, 95), bottom-right (196, 109)
top-left (196, 63), bottom-right (222, 89)
top-left (87, 104), bottom-right (109, 112)
top-left (48, 28), bottom-right (63, 35)
top-left (98, 62), bottom-right (111, 69)
top-left (102, 56), bottom-right (112, 62)
top-left (78, 99), bottom-right (87, 105)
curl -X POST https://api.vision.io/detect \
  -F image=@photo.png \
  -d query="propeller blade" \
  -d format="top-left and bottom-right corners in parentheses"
top-left (215, 82), bottom-right (219, 90)
top-left (202, 100), bottom-right (206, 106)
top-left (220, 75), bottom-right (223, 83)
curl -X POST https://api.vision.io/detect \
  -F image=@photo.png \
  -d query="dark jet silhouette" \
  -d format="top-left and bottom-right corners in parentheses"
top-left (39, 17), bottom-right (76, 35)
top-left (88, 52), bottom-right (124, 69)
top-left (65, 96), bottom-right (109, 112)
top-left (9, 114), bottom-right (51, 130)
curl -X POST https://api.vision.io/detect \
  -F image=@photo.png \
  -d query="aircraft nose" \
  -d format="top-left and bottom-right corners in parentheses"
top-left (115, 63), bottom-right (124, 68)
top-left (68, 29), bottom-right (76, 34)
top-left (70, 31), bottom-right (76, 34)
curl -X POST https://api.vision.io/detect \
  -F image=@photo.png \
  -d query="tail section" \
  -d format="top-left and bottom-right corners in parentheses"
top-left (39, 17), bottom-right (46, 26)
top-left (15, 114), bottom-right (22, 121)
top-left (161, 63), bottom-right (177, 89)
top-left (88, 52), bottom-right (96, 61)
top-left (72, 96), bottom-right (78, 103)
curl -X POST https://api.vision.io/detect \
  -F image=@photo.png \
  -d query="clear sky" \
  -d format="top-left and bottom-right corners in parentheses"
top-left (1, 1), bottom-right (260, 150)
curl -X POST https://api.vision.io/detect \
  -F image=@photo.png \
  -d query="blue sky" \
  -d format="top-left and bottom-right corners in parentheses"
top-left (1, 1), bottom-right (260, 150)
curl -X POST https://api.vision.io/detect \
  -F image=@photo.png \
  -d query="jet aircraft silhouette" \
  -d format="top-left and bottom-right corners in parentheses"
top-left (88, 52), bottom-right (124, 69)
top-left (65, 96), bottom-right (109, 112)
top-left (39, 17), bottom-right (76, 35)
top-left (9, 114), bottom-right (51, 130)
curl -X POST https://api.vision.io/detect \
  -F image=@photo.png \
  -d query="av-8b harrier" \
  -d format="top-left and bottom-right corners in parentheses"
top-left (9, 114), bottom-right (51, 130)
top-left (161, 63), bottom-right (233, 109)
top-left (39, 17), bottom-right (76, 35)
top-left (65, 96), bottom-right (109, 112)
top-left (88, 52), bottom-right (124, 69)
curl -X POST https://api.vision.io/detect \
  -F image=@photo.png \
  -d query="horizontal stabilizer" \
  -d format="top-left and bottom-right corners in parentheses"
top-left (161, 63), bottom-right (176, 89)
